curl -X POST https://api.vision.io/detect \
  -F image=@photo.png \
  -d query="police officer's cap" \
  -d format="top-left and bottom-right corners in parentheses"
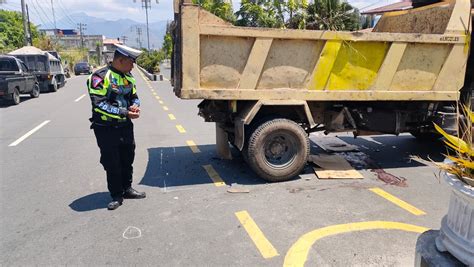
top-left (114, 44), bottom-right (143, 62)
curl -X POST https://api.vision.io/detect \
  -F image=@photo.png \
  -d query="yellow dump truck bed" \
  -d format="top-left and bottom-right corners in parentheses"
top-left (172, 0), bottom-right (472, 102)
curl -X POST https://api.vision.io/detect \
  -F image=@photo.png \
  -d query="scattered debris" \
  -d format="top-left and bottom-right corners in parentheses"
top-left (309, 154), bottom-right (364, 179)
top-left (288, 186), bottom-right (316, 193)
top-left (311, 136), bottom-right (359, 152)
top-left (227, 184), bottom-right (250, 194)
top-left (371, 169), bottom-right (407, 187)
top-left (338, 152), bottom-right (374, 169)
top-left (299, 173), bottom-right (315, 181)
top-left (227, 188), bottom-right (250, 194)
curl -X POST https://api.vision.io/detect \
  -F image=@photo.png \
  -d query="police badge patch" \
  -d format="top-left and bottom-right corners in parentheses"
top-left (92, 75), bottom-right (103, 88)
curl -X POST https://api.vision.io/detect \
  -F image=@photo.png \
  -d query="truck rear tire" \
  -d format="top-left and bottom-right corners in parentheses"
top-left (11, 87), bottom-right (20, 105)
top-left (30, 84), bottom-right (40, 98)
top-left (50, 78), bottom-right (58, 92)
top-left (245, 118), bottom-right (309, 182)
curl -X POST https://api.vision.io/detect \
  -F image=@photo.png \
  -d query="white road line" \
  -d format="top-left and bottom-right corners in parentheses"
top-left (8, 120), bottom-right (51, 147)
top-left (74, 94), bottom-right (86, 102)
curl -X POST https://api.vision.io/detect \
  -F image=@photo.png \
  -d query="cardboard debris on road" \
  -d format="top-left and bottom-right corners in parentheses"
top-left (309, 154), bottom-right (364, 179)
top-left (311, 136), bottom-right (359, 152)
top-left (227, 185), bottom-right (250, 193)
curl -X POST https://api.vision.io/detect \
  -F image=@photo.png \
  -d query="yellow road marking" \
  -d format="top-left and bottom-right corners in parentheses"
top-left (369, 188), bottom-right (426, 216)
top-left (152, 92), bottom-right (157, 96)
top-left (159, 100), bottom-right (164, 104)
top-left (284, 221), bottom-right (429, 267)
top-left (163, 106), bottom-right (169, 111)
top-left (168, 114), bottom-right (176, 120)
top-left (202, 164), bottom-right (226, 187)
top-left (235, 210), bottom-right (279, 259)
top-left (176, 125), bottom-right (186, 133)
top-left (186, 140), bottom-right (201, 153)
top-left (155, 96), bottom-right (160, 100)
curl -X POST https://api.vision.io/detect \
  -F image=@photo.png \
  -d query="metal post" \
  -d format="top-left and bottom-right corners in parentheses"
top-left (144, 0), bottom-right (150, 50)
top-left (26, 4), bottom-right (33, 45)
top-left (20, 0), bottom-right (31, 46)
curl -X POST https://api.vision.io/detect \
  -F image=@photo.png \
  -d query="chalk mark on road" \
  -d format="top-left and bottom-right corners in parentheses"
top-left (122, 226), bottom-right (142, 239)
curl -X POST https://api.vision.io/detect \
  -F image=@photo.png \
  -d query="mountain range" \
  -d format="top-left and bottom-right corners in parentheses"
top-left (42, 12), bottom-right (169, 49)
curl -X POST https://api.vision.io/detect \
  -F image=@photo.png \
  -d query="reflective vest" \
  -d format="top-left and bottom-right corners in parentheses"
top-left (88, 67), bottom-right (139, 125)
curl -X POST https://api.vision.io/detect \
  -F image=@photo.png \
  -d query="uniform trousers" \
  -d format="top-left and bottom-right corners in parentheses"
top-left (93, 123), bottom-right (135, 199)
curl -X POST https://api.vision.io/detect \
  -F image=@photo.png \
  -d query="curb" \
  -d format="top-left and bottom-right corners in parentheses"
top-left (137, 65), bottom-right (166, 81)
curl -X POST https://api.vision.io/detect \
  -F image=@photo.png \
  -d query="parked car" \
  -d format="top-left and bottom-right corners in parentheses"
top-left (74, 62), bottom-right (92, 75)
top-left (0, 55), bottom-right (40, 105)
top-left (9, 46), bottom-right (66, 92)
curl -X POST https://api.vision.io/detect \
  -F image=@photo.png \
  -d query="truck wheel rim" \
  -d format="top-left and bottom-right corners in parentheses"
top-left (14, 90), bottom-right (20, 103)
top-left (33, 86), bottom-right (39, 97)
top-left (263, 132), bottom-right (297, 169)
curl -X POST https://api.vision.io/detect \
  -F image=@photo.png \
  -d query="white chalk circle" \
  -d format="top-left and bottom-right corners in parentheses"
top-left (122, 226), bottom-right (142, 239)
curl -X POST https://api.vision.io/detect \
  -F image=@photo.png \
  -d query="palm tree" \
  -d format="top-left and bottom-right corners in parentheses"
top-left (306, 0), bottom-right (360, 31)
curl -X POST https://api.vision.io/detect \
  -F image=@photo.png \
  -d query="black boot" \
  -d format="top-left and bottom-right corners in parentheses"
top-left (107, 197), bottom-right (123, 210)
top-left (123, 188), bottom-right (146, 199)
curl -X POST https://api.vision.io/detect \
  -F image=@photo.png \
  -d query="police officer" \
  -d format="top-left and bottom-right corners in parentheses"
top-left (87, 44), bottom-right (146, 210)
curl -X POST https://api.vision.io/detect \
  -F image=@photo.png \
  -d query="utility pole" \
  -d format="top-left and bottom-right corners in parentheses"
top-left (50, 0), bottom-right (57, 29)
top-left (135, 26), bottom-right (142, 49)
top-left (121, 36), bottom-right (128, 45)
top-left (134, 0), bottom-right (158, 51)
top-left (26, 4), bottom-right (33, 45)
top-left (20, 0), bottom-right (31, 46)
top-left (77, 23), bottom-right (87, 59)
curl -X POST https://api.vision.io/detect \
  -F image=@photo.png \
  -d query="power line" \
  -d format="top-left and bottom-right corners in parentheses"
top-left (134, 25), bottom-right (142, 48)
top-left (57, 0), bottom-right (77, 28)
top-left (28, 1), bottom-right (48, 27)
top-left (50, 0), bottom-right (56, 28)
top-left (34, 0), bottom-right (55, 28)
top-left (121, 36), bottom-right (128, 45)
top-left (133, 0), bottom-right (159, 51)
top-left (77, 22), bottom-right (87, 50)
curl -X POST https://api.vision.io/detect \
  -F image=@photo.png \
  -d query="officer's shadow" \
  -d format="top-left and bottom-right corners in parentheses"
top-left (69, 192), bottom-right (110, 212)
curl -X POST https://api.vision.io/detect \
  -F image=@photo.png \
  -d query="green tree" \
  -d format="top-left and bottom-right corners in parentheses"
top-left (0, 10), bottom-right (40, 53)
top-left (136, 49), bottom-right (165, 73)
top-left (285, 0), bottom-right (309, 29)
top-left (162, 22), bottom-right (173, 60)
top-left (235, 0), bottom-right (283, 28)
top-left (305, 0), bottom-right (360, 31)
top-left (193, 0), bottom-right (236, 23)
top-left (234, 0), bottom-right (309, 29)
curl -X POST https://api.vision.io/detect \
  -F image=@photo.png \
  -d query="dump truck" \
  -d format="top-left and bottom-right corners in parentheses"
top-left (171, 0), bottom-right (473, 182)
top-left (9, 46), bottom-right (66, 92)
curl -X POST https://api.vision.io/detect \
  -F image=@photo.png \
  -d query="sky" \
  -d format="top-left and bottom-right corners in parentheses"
top-left (1, 0), bottom-right (398, 26)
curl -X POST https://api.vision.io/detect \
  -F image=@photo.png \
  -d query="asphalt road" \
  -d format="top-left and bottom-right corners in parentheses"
top-left (0, 66), bottom-right (455, 266)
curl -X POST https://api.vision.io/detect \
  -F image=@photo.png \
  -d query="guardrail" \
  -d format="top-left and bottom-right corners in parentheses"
top-left (137, 65), bottom-right (164, 81)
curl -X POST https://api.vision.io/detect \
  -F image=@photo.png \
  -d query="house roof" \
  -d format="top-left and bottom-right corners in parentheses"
top-left (362, 0), bottom-right (413, 15)
top-left (103, 38), bottom-right (123, 45)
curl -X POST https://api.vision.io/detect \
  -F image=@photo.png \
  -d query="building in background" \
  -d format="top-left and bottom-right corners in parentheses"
top-left (102, 38), bottom-right (123, 64)
top-left (40, 29), bottom-right (78, 36)
top-left (361, 0), bottom-right (413, 28)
